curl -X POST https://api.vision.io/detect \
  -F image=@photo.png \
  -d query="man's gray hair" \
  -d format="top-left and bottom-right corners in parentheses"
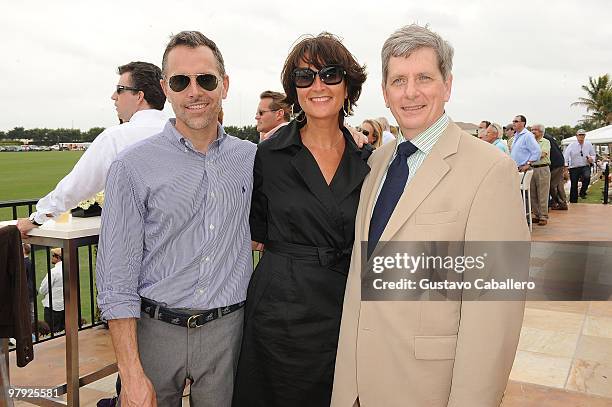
top-left (377, 116), bottom-right (391, 131)
top-left (490, 123), bottom-right (503, 139)
top-left (532, 123), bottom-right (545, 135)
top-left (381, 24), bottom-right (454, 84)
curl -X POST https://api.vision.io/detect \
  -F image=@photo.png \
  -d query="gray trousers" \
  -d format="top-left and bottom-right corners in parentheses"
top-left (549, 166), bottom-right (567, 205)
top-left (136, 308), bottom-right (244, 407)
top-left (530, 166), bottom-right (551, 220)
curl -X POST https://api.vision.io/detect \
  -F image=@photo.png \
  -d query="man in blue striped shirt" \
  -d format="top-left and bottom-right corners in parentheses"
top-left (96, 31), bottom-right (256, 407)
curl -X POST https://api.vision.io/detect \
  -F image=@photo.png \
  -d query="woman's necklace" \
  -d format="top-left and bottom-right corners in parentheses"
top-left (304, 131), bottom-right (344, 150)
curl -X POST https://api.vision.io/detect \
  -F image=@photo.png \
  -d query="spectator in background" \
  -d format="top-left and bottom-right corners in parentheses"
top-left (480, 122), bottom-right (509, 154)
top-left (23, 243), bottom-right (35, 322)
top-left (17, 61), bottom-right (167, 236)
top-left (505, 124), bottom-right (515, 152)
top-left (510, 114), bottom-right (540, 171)
top-left (564, 128), bottom-right (597, 202)
top-left (361, 119), bottom-right (383, 148)
top-left (543, 128), bottom-right (568, 210)
top-left (389, 125), bottom-right (400, 138)
top-left (377, 116), bottom-right (397, 144)
top-left (478, 120), bottom-right (491, 138)
top-left (40, 248), bottom-right (64, 333)
top-left (218, 107), bottom-right (224, 124)
top-left (530, 124), bottom-right (551, 225)
top-left (256, 90), bottom-right (290, 142)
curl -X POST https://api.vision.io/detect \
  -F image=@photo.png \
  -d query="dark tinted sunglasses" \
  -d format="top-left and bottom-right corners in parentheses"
top-left (361, 129), bottom-right (370, 137)
top-left (116, 85), bottom-right (141, 94)
top-left (167, 74), bottom-right (219, 92)
top-left (292, 65), bottom-right (346, 88)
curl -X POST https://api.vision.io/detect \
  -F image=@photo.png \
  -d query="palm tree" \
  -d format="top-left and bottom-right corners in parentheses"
top-left (572, 74), bottom-right (612, 127)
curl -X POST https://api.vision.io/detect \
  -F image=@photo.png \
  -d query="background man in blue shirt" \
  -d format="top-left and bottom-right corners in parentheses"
top-left (510, 114), bottom-right (541, 172)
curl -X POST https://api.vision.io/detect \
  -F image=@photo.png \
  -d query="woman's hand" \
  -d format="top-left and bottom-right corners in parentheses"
top-left (345, 124), bottom-right (368, 148)
top-left (252, 241), bottom-right (265, 251)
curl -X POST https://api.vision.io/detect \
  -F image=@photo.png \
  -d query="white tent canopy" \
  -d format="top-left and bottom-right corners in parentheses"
top-left (561, 124), bottom-right (612, 145)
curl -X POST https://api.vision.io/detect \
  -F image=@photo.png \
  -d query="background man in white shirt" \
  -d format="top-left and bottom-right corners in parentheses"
top-left (17, 61), bottom-right (167, 235)
top-left (563, 128), bottom-right (597, 202)
top-left (39, 248), bottom-right (64, 333)
top-left (256, 90), bottom-right (290, 141)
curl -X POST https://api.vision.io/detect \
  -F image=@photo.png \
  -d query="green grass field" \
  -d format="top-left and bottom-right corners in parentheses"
top-left (0, 151), bottom-right (84, 219)
top-left (1, 151), bottom-right (96, 326)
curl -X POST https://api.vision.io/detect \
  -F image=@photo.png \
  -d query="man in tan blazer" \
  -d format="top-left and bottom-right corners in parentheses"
top-left (332, 24), bottom-right (530, 407)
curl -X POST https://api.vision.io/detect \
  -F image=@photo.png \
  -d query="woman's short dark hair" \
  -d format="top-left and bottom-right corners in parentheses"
top-left (281, 32), bottom-right (367, 126)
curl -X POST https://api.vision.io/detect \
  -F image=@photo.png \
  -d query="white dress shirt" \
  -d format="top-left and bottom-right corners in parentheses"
top-left (381, 130), bottom-right (396, 145)
top-left (563, 140), bottom-right (596, 168)
top-left (40, 261), bottom-right (64, 311)
top-left (32, 109), bottom-right (168, 225)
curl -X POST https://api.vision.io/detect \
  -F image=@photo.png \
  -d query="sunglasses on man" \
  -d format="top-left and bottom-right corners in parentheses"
top-left (116, 85), bottom-right (141, 94)
top-left (292, 65), bottom-right (346, 88)
top-left (166, 74), bottom-right (219, 92)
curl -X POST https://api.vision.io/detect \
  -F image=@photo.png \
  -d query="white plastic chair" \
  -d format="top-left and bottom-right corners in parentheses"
top-left (517, 170), bottom-right (534, 232)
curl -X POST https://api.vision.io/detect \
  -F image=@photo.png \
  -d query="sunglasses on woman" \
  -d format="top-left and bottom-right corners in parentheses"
top-left (167, 74), bottom-right (219, 92)
top-left (292, 65), bottom-right (346, 88)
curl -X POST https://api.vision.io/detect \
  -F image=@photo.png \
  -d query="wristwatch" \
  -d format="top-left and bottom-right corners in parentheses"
top-left (28, 213), bottom-right (42, 226)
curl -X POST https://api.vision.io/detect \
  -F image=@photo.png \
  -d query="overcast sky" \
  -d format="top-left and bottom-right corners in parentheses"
top-left (1, 0), bottom-right (610, 132)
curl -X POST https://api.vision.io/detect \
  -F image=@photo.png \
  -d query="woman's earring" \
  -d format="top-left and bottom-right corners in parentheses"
top-left (342, 99), bottom-right (353, 116)
top-left (292, 105), bottom-right (306, 123)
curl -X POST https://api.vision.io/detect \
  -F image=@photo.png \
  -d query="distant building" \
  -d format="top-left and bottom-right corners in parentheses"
top-left (455, 122), bottom-right (479, 136)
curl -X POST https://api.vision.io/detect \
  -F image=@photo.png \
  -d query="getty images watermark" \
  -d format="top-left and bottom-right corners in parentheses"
top-left (361, 241), bottom-right (612, 301)
top-left (370, 251), bottom-right (534, 291)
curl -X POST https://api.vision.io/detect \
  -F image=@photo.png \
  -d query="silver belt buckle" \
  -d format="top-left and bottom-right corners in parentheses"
top-left (187, 313), bottom-right (205, 329)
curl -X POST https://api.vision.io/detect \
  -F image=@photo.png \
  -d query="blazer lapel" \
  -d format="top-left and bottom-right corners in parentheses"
top-left (375, 123), bottom-right (462, 249)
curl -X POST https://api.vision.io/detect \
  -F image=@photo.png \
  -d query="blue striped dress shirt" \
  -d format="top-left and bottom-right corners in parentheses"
top-left (96, 120), bottom-right (256, 320)
top-left (510, 128), bottom-right (541, 166)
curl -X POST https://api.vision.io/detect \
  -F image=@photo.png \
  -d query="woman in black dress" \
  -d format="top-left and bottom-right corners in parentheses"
top-left (232, 33), bottom-right (370, 407)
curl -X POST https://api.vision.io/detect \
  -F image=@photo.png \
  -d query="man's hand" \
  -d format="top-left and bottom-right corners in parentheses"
top-left (108, 318), bottom-right (156, 407)
top-left (252, 241), bottom-right (264, 251)
top-left (120, 372), bottom-right (157, 407)
top-left (16, 218), bottom-right (37, 239)
top-left (345, 124), bottom-right (368, 148)
top-left (518, 164), bottom-right (531, 172)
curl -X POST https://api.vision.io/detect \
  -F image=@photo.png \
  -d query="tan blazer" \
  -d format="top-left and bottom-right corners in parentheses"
top-left (332, 121), bottom-right (530, 407)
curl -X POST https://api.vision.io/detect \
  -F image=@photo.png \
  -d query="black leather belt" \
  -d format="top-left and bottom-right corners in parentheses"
top-left (140, 297), bottom-right (244, 328)
top-left (532, 164), bottom-right (548, 168)
top-left (266, 240), bottom-right (351, 267)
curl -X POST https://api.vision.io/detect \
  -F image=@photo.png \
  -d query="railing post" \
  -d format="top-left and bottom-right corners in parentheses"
top-left (604, 163), bottom-right (609, 205)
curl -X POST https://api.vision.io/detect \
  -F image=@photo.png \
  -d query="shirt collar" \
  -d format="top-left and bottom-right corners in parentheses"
top-left (165, 119), bottom-right (227, 153)
top-left (396, 112), bottom-right (449, 155)
top-left (128, 109), bottom-right (166, 123)
top-left (268, 119), bottom-right (361, 154)
top-left (261, 122), bottom-right (289, 141)
top-left (515, 128), bottom-right (531, 138)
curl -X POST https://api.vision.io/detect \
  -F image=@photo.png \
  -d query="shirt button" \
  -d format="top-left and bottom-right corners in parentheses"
top-left (210, 192), bottom-right (215, 198)
top-left (209, 224), bottom-right (215, 230)
top-left (199, 289), bottom-right (204, 294)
